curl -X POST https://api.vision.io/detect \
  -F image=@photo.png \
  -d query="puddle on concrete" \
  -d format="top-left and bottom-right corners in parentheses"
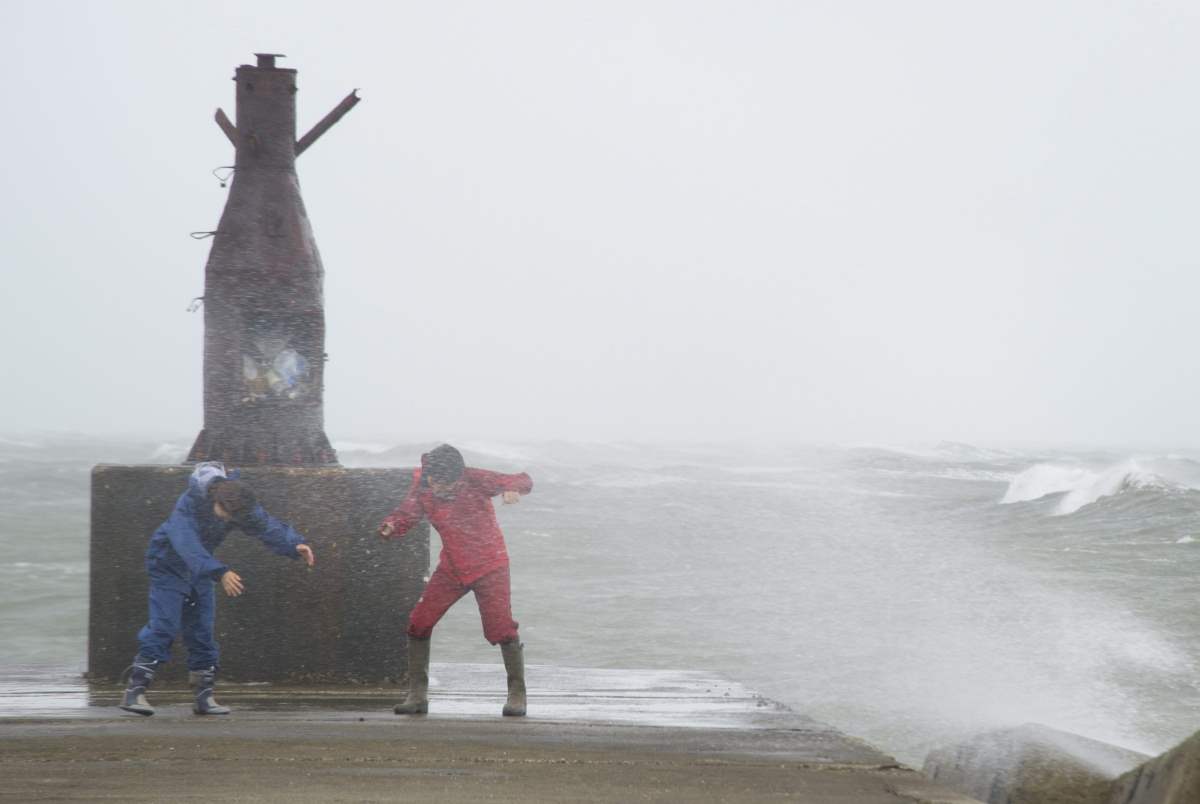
top-left (0, 663), bottom-right (820, 732)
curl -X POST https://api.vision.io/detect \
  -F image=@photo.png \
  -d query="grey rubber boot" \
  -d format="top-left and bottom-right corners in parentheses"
top-left (394, 637), bottom-right (430, 715)
top-left (190, 667), bottom-right (231, 715)
top-left (500, 640), bottom-right (526, 717)
top-left (119, 655), bottom-right (159, 716)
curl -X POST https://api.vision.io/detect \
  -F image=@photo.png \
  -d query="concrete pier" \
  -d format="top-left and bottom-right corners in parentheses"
top-left (0, 663), bottom-right (980, 802)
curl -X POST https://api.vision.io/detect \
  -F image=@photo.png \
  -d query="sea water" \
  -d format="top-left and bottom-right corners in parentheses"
top-left (3, 434), bottom-right (1198, 766)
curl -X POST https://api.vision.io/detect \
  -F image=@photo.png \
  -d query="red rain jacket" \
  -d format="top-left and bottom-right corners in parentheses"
top-left (381, 467), bottom-right (533, 585)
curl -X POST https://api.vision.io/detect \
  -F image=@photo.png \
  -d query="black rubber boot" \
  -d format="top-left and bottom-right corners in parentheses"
top-left (394, 637), bottom-right (430, 715)
top-left (119, 655), bottom-right (159, 716)
top-left (500, 640), bottom-right (526, 717)
top-left (190, 667), bottom-right (231, 715)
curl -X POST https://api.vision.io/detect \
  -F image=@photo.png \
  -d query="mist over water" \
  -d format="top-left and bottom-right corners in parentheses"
top-left (3, 434), bottom-right (1199, 766)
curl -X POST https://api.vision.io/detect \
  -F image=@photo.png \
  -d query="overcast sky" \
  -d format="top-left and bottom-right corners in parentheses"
top-left (3, 1), bottom-right (1198, 448)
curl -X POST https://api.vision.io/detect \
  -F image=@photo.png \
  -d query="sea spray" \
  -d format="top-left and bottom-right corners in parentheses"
top-left (6, 435), bottom-right (1200, 767)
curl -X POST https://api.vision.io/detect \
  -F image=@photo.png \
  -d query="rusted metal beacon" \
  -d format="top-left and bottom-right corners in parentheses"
top-left (188, 53), bottom-right (360, 466)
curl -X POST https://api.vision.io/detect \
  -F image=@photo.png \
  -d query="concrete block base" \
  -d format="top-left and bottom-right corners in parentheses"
top-left (88, 464), bottom-right (429, 684)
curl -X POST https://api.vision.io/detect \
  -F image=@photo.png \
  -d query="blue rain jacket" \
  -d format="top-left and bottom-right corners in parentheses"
top-left (145, 462), bottom-right (305, 583)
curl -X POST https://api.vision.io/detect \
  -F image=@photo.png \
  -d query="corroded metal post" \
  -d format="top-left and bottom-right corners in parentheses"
top-left (188, 53), bottom-right (359, 466)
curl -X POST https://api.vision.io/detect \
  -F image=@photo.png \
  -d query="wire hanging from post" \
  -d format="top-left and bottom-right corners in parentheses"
top-left (212, 166), bottom-right (236, 187)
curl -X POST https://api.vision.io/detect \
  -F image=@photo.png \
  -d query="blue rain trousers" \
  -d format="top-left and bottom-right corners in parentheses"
top-left (136, 569), bottom-right (219, 670)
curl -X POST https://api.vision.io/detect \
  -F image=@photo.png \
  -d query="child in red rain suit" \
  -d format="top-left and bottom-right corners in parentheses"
top-left (378, 444), bottom-right (533, 716)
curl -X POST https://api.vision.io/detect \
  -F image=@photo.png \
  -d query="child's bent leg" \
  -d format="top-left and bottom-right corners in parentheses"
top-left (119, 655), bottom-right (160, 716)
top-left (406, 563), bottom-right (469, 640)
top-left (122, 577), bottom-right (186, 716)
top-left (180, 583), bottom-right (219, 671)
top-left (471, 566), bottom-right (519, 646)
top-left (181, 583), bottom-right (229, 715)
top-left (499, 640), bottom-right (526, 716)
top-left (394, 564), bottom-right (466, 715)
top-left (393, 637), bottom-right (431, 715)
top-left (136, 579), bottom-right (187, 663)
top-left (471, 567), bottom-right (526, 716)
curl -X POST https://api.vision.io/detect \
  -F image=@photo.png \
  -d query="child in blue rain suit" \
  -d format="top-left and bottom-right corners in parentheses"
top-left (120, 462), bottom-right (315, 716)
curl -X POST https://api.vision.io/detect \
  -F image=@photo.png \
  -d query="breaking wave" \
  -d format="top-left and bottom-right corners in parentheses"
top-left (1001, 458), bottom-right (1200, 515)
top-left (578, 473), bottom-right (691, 489)
top-left (331, 440), bottom-right (394, 455)
top-left (148, 442), bottom-right (188, 463)
top-left (848, 440), bottom-right (1015, 462)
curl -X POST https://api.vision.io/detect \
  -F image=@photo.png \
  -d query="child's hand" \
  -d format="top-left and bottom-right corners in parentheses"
top-left (502, 491), bottom-right (521, 505)
top-left (378, 522), bottom-right (395, 540)
top-left (221, 570), bottom-right (245, 597)
top-left (296, 544), bottom-right (315, 567)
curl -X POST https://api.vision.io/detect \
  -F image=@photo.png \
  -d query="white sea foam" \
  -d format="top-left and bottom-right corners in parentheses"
top-left (725, 479), bottom-right (818, 492)
top-left (1002, 464), bottom-right (1093, 505)
top-left (148, 443), bottom-right (187, 463)
top-left (846, 441), bottom-right (1015, 462)
top-left (1, 561), bottom-right (84, 574)
top-left (872, 467), bottom-right (1015, 483)
top-left (458, 441), bottom-right (539, 463)
top-left (929, 441), bottom-right (1016, 462)
top-left (845, 442), bottom-right (943, 458)
top-left (332, 440), bottom-right (394, 454)
top-left (581, 473), bottom-right (690, 489)
top-left (1002, 457), bottom-right (1200, 515)
top-left (0, 436), bottom-right (45, 449)
top-left (932, 468), bottom-right (1017, 482)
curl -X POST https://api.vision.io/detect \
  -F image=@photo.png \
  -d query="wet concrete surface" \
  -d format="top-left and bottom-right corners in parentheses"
top-left (0, 663), bottom-right (981, 802)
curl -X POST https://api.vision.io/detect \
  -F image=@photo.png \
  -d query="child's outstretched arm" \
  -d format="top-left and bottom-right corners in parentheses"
top-left (472, 468), bottom-right (534, 502)
top-left (379, 469), bottom-right (426, 540)
top-left (164, 497), bottom-right (229, 580)
top-left (239, 504), bottom-right (314, 565)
